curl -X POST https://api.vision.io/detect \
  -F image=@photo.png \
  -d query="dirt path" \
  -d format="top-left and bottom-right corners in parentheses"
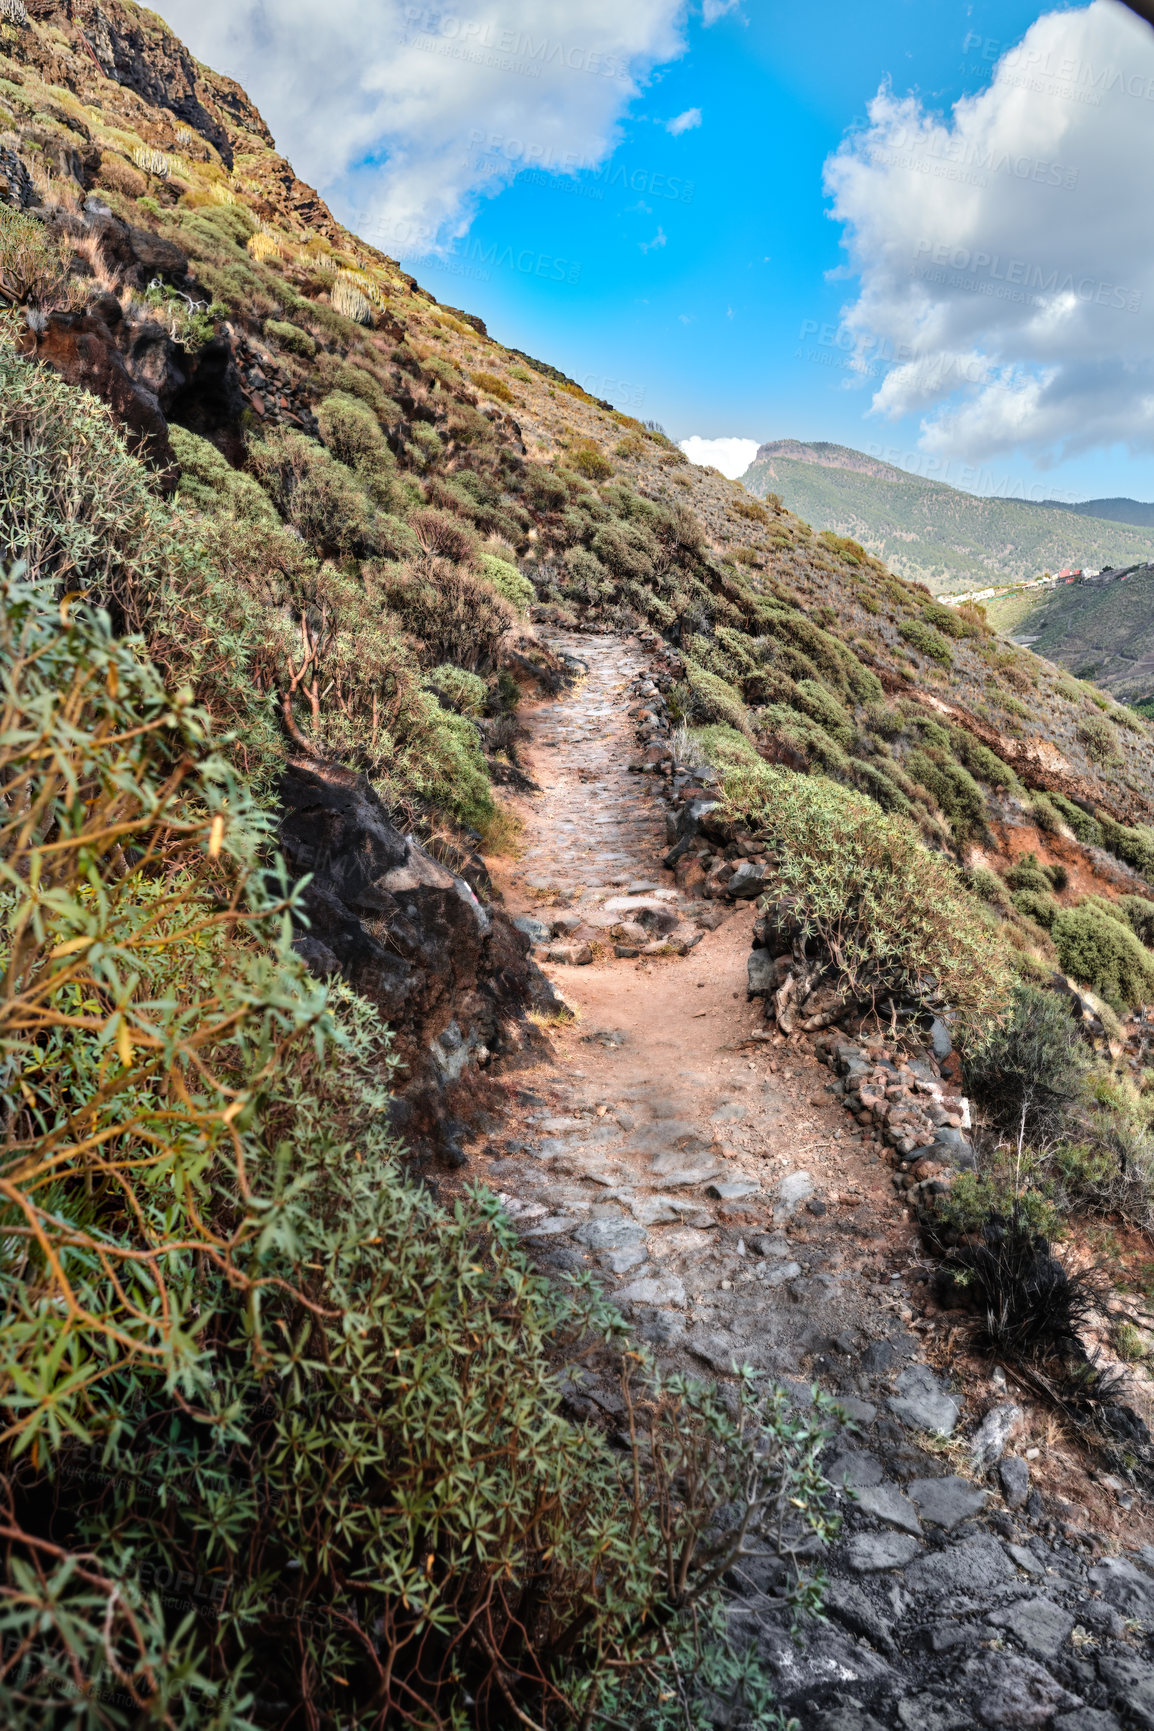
top-left (468, 632), bottom-right (1154, 1727)
top-left (481, 631), bottom-right (923, 1382)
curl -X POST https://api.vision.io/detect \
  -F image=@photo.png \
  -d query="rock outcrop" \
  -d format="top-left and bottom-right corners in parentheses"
top-left (278, 759), bottom-right (552, 1159)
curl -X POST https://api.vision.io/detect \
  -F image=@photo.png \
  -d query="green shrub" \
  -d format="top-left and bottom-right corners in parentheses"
top-left (316, 389), bottom-right (398, 507)
top-left (898, 618), bottom-right (953, 664)
top-left (1052, 901), bottom-right (1154, 1011)
top-left (1078, 714), bottom-right (1121, 766)
top-left (1012, 888), bottom-right (1059, 929)
top-left (964, 865), bottom-right (1013, 913)
top-left (1046, 791), bottom-right (1104, 848)
top-left (1098, 814), bottom-right (1154, 881)
top-left (719, 761), bottom-right (1010, 1026)
top-left (938, 1163), bottom-right (1063, 1243)
top-left (264, 316), bottom-right (317, 357)
top-left (247, 426), bottom-right (384, 558)
top-left (324, 359), bottom-right (403, 424)
top-left (950, 727), bottom-right (1016, 789)
top-left (850, 757), bottom-right (914, 815)
top-left (0, 336), bottom-right (173, 605)
top-left (570, 442), bottom-right (614, 480)
top-left (792, 676), bottom-right (855, 747)
top-left (1006, 852), bottom-right (1055, 894)
top-left (905, 747), bottom-right (986, 837)
top-left (1119, 895), bottom-right (1154, 946)
top-left (757, 702), bottom-right (852, 776)
top-left (170, 425), bottom-right (280, 525)
top-left (377, 558), bottom-right (516, 671)
top-left (684, 661), bottom-right (752, 734)
top-left (922, 599), bottom-right (977, 639)
top-left (479, 550), bottom-right (534, 613)
top-left (423, 662), bottom-right (489, 716)
top-left (816, 529), bottom-right (865, 565)
top-left (470, 368), bottom-right (515, 403)
top-left (592, 519), bottom-right (658, 583)
top-left (688, 721), bottom-right (762, 772)
top-left (963, 982), bottom-right (1088, 1140)
top-left (0, 205), bottom-right (77, 310)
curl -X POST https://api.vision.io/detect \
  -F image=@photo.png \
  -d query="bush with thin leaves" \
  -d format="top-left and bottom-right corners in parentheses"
top-left (0, 212), bottom-right (77, 311)
top-left (0, 569), bottom-right (840, 1728)
top-left (720, 759), bottom-right (1011, 1028)
top-left (962, 982), bottom-right (1089, 1143)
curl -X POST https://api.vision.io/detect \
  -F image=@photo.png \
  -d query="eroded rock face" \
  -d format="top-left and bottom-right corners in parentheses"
top-left (17, 307), bottom-right (176, 479)
top-left (278, 759), bottom-right (549, 1155)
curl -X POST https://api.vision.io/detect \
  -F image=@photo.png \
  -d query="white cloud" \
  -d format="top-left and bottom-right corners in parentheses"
top-left (824, 0), bottom-right (1154, 461)
top-left (640, 225), bottom-right (667, 252)
top-left (679, 435), bottom-right (760, 476)
top-left (666, 106), bottom-right (702, 135)
top-left (153, 0), bottom-right (684, 253)
top-left (702, 0), bottom-right (741, 22)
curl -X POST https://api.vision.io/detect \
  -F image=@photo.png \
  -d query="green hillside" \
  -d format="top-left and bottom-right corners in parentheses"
top-left (741, 440), bottom-right (1154, 593)
top-left (1001, 569), bottom-right (1154, 704)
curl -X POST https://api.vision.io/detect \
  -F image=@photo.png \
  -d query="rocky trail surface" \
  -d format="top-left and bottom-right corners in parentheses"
top-left (469, 631), bottom-right (1154, 1731)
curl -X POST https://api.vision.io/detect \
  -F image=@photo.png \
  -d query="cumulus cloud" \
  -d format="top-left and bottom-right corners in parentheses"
top-left (666, 106), bottom-right (702, 134)
top-left (153, 0), bottom-right (684, 252)
top-left (679, 435), bottom-right (760, 476)
top-left (824, 0), bottom-right (1154, 461)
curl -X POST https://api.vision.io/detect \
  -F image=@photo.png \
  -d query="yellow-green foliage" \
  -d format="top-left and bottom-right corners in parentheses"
top-left (0, 339), bottom-right (496, 832)
top-left (0, 335), bottom-right (173, 605)
top-left (170, 425), bottom-right (280, 525)
top-left (684, 660), bottom-right (752, 734)
top-left (264, 316), bottom-right (317, 357)
top-left (898, 617), bottom-right (953, 665)
top-left (1053, 900), bottom-right (1154, 1010)
top-left (720, 761), bottom-right (1010, 1024)
top-left (688, 721), bottom-right (763, 771)
top-left (424, 662), bottom-right (489, 716)
top-left (470, 368), bottom-right (515, 402)
top-left (480, 550), bottom-right (534, 613)
top-left (0, 206), bottom-right (77, 310)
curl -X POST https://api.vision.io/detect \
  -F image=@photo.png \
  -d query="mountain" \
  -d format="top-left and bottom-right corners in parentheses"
top-left (1041, 496), bottom-right (1154, 529)
top-left (740, 439), bottom-right (1154, 592)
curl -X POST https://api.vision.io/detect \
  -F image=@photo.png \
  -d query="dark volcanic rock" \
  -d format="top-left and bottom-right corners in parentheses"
top-left (278, 758), bottom-right (545, 1152)
top-left (18, 308), bottom-right (176, 478)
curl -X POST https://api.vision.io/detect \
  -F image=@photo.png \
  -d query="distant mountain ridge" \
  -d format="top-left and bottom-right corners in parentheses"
top-left (1034, 497), bottom-right (1154, 530)
top-left (741, 440), bottom-right (1154, 593)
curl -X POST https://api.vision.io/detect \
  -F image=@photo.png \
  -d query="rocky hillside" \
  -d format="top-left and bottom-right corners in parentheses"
top-left (7, 3), bottom-right (1154, 1727)
top-left (741, 439), bottom-right (1154, 594)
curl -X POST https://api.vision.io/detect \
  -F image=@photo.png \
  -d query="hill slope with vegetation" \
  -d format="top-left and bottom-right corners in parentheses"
top-left (994, 566), bottom-right (1154, 707)
top-left (4, 0), bottom-right (1154, 1723)
top-left (741, 438), bottom-right (1154, 592)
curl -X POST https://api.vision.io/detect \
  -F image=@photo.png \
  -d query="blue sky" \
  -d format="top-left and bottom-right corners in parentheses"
top-left (159, 0), bottom-right (1154, 502)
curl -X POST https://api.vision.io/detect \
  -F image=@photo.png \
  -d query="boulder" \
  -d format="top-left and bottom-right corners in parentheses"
top-left (601, 895), bottom-right (678, 934)
top-left (747, 949), bottom-right (776, 997)
top-left (887, 1365), bottom-right (961, 1436)
top-left (962, 1651), bottom-right (1080, 1727)
top-left (907, 1475), bottom-right (987, 1530)
top-left (972, 1402), bottom-right (1023, 1469)
top-left (18, 308), bottom-right (176, 479)
top-left (999, 1457), bottom-right (1031, 1509)
top-left (278, 758), bottom-right (540, 1155)
top-left (774, 1169), bottom-right (815, 1217)
top-left (544, 941), bottom-right (593, 966)
top-left (727, 859), bottom-right (768, 899)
